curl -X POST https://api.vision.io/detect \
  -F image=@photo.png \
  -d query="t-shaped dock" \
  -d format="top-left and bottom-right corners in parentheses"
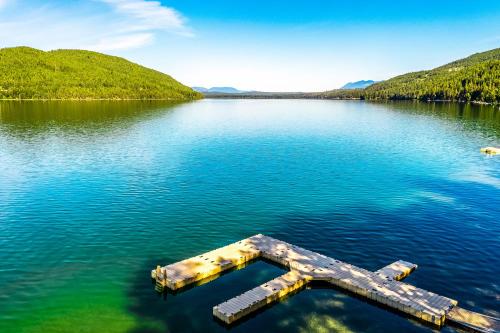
top-left (152, 234), bottom-right (499, 332)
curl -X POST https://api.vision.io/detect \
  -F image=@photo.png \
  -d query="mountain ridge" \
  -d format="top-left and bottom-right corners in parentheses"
top-left (192, 86), bottom-right (249, 94)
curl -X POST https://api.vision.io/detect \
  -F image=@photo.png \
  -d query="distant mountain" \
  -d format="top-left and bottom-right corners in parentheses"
top-left (0, 47), bottom-right (202, 100)
top-left (322, 48), bottom-right (500, 104)
top-left (193, 86), bottom-right (247, 94)
top-left (192, 86), bottom-right (209, 93)
top-left (341, 80), bottom-right (376, 89)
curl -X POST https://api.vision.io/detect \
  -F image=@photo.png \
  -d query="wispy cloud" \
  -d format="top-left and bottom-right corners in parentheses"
top-left (101, 0), bottom-right (183, 30)
top-left (100, 0), bottom-right (193, 36)
top-left (0, 0), bottom-right (192, 52)
top-left (87, 32), bottom-right (154, 51)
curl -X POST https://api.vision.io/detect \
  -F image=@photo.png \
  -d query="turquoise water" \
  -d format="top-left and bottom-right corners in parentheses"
top-left (0, 99), bottom-right (499, 333)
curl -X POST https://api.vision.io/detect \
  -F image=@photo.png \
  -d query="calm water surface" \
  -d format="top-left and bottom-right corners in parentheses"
top-left (0, 99), bottom-right (499, 333)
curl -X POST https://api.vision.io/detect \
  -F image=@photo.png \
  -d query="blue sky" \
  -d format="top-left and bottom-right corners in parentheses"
top-left (0, 0), bottom-right (499, 91)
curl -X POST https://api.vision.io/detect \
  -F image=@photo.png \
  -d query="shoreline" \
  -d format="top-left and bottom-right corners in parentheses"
top-left (0, 98), bottom-right (201, 102)
top-left (0, 97), bottom-right (496, 106)
top-left (203, 94), bottom-right (497, 105)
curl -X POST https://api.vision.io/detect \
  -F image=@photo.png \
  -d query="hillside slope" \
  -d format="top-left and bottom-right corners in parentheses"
top-left (0, 47), bottom-right (202, 100)
top-left (324, 48), bottom-right (500, 103)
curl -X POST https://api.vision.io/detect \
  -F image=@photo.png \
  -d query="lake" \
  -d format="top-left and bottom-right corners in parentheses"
top-left (0, 99), bottom-right (499, 333)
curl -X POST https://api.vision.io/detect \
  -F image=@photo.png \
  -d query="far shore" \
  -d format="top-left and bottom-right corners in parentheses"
top-left (0, 97), bottom-right (497, 106)
top-left (201, 94), bottom-right (497, 105)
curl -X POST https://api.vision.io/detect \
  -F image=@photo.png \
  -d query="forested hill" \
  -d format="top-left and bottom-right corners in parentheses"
top-left (322, 48), bottom-right (500, 104)
top-left (0, 47), bottom-right (202, 100)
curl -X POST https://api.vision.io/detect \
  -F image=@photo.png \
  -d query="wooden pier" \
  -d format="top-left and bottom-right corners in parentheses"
top-left (152, 234), bottom-right (499, 332)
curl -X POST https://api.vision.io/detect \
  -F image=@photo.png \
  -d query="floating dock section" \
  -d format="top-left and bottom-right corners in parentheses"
top-left (152, 234), bottom-right (499, 332)
top-left (481, 147), bottom-right (500, 155)
top-left (446, 307), bottom-right (500, 333)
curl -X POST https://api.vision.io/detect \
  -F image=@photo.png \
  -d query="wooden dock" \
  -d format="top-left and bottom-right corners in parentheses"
top-left (152, 234), bottom-right (499, 332)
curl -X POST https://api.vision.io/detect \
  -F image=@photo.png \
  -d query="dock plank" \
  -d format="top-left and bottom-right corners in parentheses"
top-left (375, 260), bottom-right (417, 281)
top-left (447, 307), bottom-right (500, 333)
top-left (213, 271), bottom-right (310, 324)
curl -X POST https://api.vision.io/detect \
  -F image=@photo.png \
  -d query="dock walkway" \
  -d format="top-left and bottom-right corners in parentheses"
top-left (152, 234), bottom-right (498, 332)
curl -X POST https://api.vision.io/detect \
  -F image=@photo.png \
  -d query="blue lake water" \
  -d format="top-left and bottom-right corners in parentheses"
top-left (0, 99), bottom-right (499, 333)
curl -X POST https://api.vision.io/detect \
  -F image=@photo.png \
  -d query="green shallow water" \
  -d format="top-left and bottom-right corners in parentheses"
top-left (0, 99), bottom-right (499, 333)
